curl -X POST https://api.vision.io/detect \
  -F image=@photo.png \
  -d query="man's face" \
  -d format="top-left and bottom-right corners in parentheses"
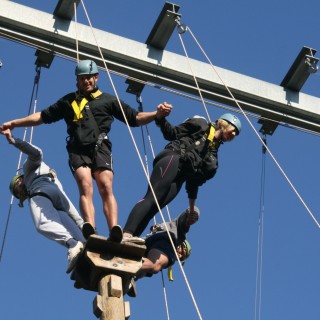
top-left (221, 125), bottom-right (237, 142)
top-left (77, 74), bottom-right (98, 94)
top-left (177, 243), bottom-right (188, 261)
top-left (13, 176), bottom-right (24, 199)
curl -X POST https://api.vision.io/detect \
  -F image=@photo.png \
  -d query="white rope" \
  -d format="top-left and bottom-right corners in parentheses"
top-left (0, 65), bottom-right (41, 263)
top-left (185, 25), bottom-right (320, 229)
top-left (73, 0), bottom-right (79, 62)
top-left (177, 25), bottom-right (211, 123)
top-left (78, 2), bottom-right (203, 318)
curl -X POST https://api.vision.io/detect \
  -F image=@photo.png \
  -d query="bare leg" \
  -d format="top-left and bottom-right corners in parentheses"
top-left (94, 168), bottom-right (118, 230)
top-left (74, 166), bottom-right (95, 227)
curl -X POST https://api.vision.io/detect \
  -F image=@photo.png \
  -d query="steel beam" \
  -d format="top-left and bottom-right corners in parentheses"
top-left (1, 1), bottom-right (320, 133)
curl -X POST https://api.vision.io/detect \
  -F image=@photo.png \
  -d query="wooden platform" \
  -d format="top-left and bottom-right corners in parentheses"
top-left (71, 234), bottom-right (146, 292)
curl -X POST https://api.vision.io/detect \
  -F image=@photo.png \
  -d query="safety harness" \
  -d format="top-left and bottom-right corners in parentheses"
top-left (170, 123), bottom-right (216, 156)
top-left (68, 90), bottom-right (108, 150)
top-left (71, 90), bottom-right (102, 122)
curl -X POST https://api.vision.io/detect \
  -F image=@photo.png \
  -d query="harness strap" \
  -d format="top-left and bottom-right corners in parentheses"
top-left (71, 90), bottom-right (103, 122)
top-left (29, 191), bottom-right (53, 202)
top-left (71, 98), bottom-right (88, 122)
top-left (207, 124), bottom-right (216, 149)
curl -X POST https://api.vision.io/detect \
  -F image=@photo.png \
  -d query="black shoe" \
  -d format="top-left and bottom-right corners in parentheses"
top-left (109, 225), bottom-right (123, 243)
top-left (82, 222), bottom-right (96, 240)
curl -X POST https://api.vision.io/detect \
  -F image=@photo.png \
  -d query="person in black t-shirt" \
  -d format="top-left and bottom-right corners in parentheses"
top-left (0, 60), bottom-right (172, 239)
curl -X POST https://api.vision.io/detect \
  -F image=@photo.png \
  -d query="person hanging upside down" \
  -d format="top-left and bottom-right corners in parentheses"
top-left (123, 113), bottom-right (241, 239)
top-left (0, 60), bottom-right (172, 240)
top-left (124, 207), bottom-right (199, 297)
top-left (2, 129), bottom-right (85, 273)
top-left (138, 206), bottom-right (199, 278)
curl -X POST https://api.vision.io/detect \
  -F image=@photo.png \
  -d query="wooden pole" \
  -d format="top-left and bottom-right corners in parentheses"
top-left (94, 274), bottom-right (126, 320)
top-left (71, 235), bottom-right (145, 319)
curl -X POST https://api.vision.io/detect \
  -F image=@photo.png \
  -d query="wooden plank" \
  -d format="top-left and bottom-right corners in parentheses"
top-left (71, 235), bottom-right (145, 292)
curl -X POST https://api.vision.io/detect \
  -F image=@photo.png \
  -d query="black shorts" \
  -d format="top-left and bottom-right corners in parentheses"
top-left (68, 139), bottom-right (113, 175)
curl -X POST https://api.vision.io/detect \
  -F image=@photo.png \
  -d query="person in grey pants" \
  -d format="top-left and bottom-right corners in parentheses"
top-left (2, 128), bottom-right (85, 273)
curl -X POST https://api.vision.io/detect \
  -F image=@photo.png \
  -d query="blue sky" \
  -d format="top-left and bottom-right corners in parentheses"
top-left (1, 1), bottom-right (320, 319)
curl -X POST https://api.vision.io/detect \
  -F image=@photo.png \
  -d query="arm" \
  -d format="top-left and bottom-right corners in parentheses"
top-left (156, 115), bottom-right (208, 141)
top-left (1, 128), bottom-right (42, 163)
top-left (188, 199), bottom-right (196, 214)
top-left (1, 112), bottom-right (43, 131)
top-left (176, 204), bottom-right (199, 234)
top-left (136, 102), bottom-right (172, 126)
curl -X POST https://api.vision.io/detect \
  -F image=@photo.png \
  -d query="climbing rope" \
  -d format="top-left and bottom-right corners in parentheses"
top-left (75, 2), bottom-right (203, 318)
top-left (177, 23), bottom-right (320, 229)
top-left (74, 4), bottom-right (320, 319)
top-left (136, 93), bottom-right (177, 320)
top-left (0, 65), bottom-right (41, 264)
top-left (73, 0), bottom-right (80, 63)
top-left (1, 4), bottom-right (318, 318)
top-left (254, 135), bottom-right (267, 320)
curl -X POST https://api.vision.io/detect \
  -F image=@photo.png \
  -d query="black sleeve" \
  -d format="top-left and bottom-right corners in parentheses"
top-left (41, 93), bottom-right (75, 124)
top-left (109, 97), bottom-right (139, 127)
top-left (185, 180), bottom-right (200, 200)
top-left (176, 211), bottom-right (190, 236)
top-left (185, 169), bottom-right (216, 199)
top-left (157, 116), bottom-right (209, 141)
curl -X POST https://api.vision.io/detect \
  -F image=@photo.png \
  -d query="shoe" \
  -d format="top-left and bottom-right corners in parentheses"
top-left (122, 236), bottom-right (145, 245)
top-left (66, 241), bottom-right (84, 274)
top-left (126, 278), bottom-right (137, 298)
top-left (109, 225), bottom-right (123, 243)
top-left (82, 222), bottom-right (96, 240)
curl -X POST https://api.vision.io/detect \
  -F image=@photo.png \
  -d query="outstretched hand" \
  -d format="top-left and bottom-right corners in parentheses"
top-left (186, 210), bottom-right (199, 226)
top-left (0, 122), bottom-right (13, 133)
top-left (1, 128), bottom-right (13, 143)
top-left (156, 102), bottom-right (172, 119)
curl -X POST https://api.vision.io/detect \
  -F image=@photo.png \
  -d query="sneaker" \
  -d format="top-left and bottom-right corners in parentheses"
top-left (82, 222), bottom-right (97, 240)
top-left (122, 236), bottom-right (145, 245)
top-left (109, 225), bottom-right (123, 243)
top-left (66, 241), bottom-right (84, 274)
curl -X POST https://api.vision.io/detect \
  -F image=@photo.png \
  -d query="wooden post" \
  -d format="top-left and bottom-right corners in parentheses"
top-left (97, 274), bottom-right (125, 320)
top-left (71, 235), bottom-right (145, 320)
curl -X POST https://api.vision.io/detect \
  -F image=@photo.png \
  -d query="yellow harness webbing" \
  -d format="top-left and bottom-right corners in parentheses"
top-left (207, 124), bottom-right (216, 149)
top-left (71, 90), bottom-right (102, 122)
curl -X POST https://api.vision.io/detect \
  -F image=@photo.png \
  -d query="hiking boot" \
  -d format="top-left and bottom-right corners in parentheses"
top-left (109, 225), bottom-right (123, 243)
top-left (82, 222), bottom-right (96, 240)
top-left (122, 236), bottom-right (145, 245)
top-left (66, 241), bottom-right (84, 273)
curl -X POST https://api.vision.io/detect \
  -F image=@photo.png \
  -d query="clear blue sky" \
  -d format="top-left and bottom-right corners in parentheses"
top-left (1, 1), bottom-right (320, 319)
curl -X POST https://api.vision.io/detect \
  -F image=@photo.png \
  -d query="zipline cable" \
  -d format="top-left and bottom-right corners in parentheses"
top-left (0, 65), bottom-right (41, 264)
top-left (254, 135), bottom-right (267, 320)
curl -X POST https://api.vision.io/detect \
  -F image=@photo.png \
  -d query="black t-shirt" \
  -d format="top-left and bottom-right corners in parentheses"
top-left (41, 90), bottom-right (139, 143)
